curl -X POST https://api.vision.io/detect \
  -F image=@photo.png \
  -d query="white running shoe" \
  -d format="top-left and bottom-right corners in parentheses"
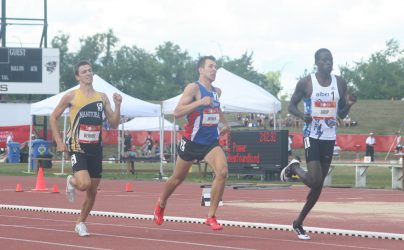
top-left (280, 159), bottom-right (300, 182)
top-left (293, 221), bottom-right (310, 240)
top-left (75, 222), bottom-right (90, 237)
top-left (66, 175), bottom-right (76, 203)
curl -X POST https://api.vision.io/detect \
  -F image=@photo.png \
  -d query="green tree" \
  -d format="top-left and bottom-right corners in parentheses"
top-left (111, 45), bottom-right (159, 100)
top-left (265, 71), bottom-right (282, 98)
top-left (51, 32), bottom-right (76, 90)
top-left (340, 39), bottom-right (404, 99)
top-left (220, 52), bottom-right (281, 97)
top-left (154, 42), bottom-right (196, 99)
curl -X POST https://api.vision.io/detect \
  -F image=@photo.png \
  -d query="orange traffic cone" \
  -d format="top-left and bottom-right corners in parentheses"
top-left (125, 182), bottom-right (133, 192)
top-left (52, 184), bottom-right (60, 193)
top-left (32, 167), bottom-right (48, 191)
top-left (15, 183), bottom-right (23, 192)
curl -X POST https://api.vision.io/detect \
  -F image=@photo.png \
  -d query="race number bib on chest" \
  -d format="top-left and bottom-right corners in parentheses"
top-left (79, 124), bottom-right (101, 143)
top-left (312, 101), bottom-right (337, 120)
top-left (202, 108), bottom-right (220, 126)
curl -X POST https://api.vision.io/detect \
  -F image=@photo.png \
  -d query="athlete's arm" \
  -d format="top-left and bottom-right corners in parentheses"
top-left (173, 83), bottom-right (211, 118)
top-left (103, 92), bottom-right (122, 129)
top-left (336, 77), bottom-right (356, 119)
top-left (288, 78), bottom-right (312, 123)
top-left (216, 88), bottom-right (230, 135)
top-left (50, 91), bottom-right (74, 152)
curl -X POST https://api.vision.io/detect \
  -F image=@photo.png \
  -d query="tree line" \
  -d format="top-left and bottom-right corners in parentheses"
top-left (3, 30), bottom-right (403, 102)
top-left (51, 32), bottom-right (404, 101)
top-left (51, 29), bottom-right (281, 101)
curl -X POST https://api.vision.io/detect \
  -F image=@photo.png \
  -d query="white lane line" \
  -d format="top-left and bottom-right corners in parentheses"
top-left (0, 214), bottom-right (390, 250)
top-left (0, 236), bottom-right (112, 250)
top-left (0, 224), bottom-right (255, 250)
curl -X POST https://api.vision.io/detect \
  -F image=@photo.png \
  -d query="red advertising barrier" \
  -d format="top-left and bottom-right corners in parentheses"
top-left (0, 125), bottom-right (31, 148)
top-left (289, 132), bottom-right (398, 152)
top-left (0, 124), bottom-right (398, 153)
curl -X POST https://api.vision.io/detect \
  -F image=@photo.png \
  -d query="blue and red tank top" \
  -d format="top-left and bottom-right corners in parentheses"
top-left (183, 82), bottom-right (221, 145)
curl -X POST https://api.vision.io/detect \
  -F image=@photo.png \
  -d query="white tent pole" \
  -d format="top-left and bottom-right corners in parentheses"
top-left (119, 117), bottom-right (124, 173)
top-left (159, 114), bottom-right (164, 178)
top-left (27, 115), bottom-right (33, 173)
top-left (273, 102), bottom-right (276, 130)
top-left (60, 113), bottom-right (67, 174)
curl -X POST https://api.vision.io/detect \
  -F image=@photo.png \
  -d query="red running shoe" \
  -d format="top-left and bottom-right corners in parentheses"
top-left (204, 216), bottom-right (223, 230)
top-left (153, 199), bottom-right (165, 225)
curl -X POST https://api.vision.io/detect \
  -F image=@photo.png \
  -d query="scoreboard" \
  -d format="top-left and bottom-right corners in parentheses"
top-left (0, 48), bottom-right (59, 94)
top-left (226, 130), bottom-right (288, 179)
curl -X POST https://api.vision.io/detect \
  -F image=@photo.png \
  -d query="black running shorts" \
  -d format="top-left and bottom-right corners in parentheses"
top-left (177, 137), bottom-right (219, 162)
top-left (70, 150), bottom-right (103, 178)
top-left (304, 137), bottom-right (335, 164)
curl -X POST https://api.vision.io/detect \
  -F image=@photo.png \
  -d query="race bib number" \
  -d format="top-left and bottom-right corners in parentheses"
top-left (304, 137), bottom-right (311, 149)
top-left (78, 124), bottom-right (101, 143)
top-left (179, 138), bottom-right (186, 152)
top-left (202, 108), bottom-right (220, 126)
top-left (312, 101), bottom-right (337, 120)
top-left (71, 154), bottom-right (77, 166)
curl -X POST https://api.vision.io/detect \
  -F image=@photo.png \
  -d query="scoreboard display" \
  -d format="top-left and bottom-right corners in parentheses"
top-left (226, 130), bottom-right (288, 179)
top-left (0, 48), bottom-right (59, 94)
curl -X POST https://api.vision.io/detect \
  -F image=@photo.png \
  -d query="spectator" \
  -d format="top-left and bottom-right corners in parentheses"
top-left (142, 132), bottom-right (154, 156)
top-left (152, 140), bottom-right (160, 156)
top-left (395, 131), bottom-right (402, 154)
top-left (365, 132), bottom-right (376, 162)
top-left (6, 132), bottom-right (13, 145)
top-left (343, 115), bottom-right (351, 127)
top-left (288, 135), bottom-right (293, 159)
top-left (285, 114), bottom-right (293, 127)
top-left (123, 131), bottom-right (134, 174)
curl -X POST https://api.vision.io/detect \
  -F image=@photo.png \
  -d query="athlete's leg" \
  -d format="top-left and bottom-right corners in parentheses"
top-left (204, 146), bottom-right (228, 218)
top-left (294, 159), bottom-right (331, 225)
top-left (77, 177), bottom-right (101, 223)
top-left (158, 156), bottom-right (193, 208)
top-left (292, 160), bottom-right (323, 188)
top-left (70, 169), bottom-right (92, 191)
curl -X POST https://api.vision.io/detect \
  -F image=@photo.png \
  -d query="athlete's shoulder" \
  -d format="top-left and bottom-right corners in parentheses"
top-left (213, 86), bottom-right (222, 96)
top-left (334, 75), bottom-right (348, 93)
top-left (62, 89), bottom-right (76, 102)
top-left (183, 82), bottom-right (200, 93)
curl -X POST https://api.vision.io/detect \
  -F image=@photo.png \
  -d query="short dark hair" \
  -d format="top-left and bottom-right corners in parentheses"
top-left (314, 48), bottom-right (331, 62)
top-left (74, 60), bottom-right (92, 76)
top-left (197, 55), bottom-right (216, 71)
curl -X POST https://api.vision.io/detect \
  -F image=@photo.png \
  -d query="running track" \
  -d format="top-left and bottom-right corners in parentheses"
top-left (0, 176), bottom-right (403, 250)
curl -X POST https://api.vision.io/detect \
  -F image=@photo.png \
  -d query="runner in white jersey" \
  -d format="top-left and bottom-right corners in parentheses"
top-left (280, 48), bottom-right (356, 240)
top-left (303, 73), bottom-right (339, 140)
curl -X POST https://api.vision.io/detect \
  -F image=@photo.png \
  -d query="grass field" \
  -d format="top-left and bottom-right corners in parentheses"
top-left (3, 100), bottom-right (403, 190)
top-left (0, 161), bottom-right (397, 190)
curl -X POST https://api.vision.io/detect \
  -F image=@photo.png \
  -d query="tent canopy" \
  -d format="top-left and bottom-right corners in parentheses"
top-left (118, 117), bottom-right (176, 131)
top-left (31, 74), bottom-right (161, 117)
top-left (162, 68), bottom-right (281, 114)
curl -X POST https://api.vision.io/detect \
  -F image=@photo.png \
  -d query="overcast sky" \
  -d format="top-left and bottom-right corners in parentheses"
top-left (3, 0), bottom-right (404, 96)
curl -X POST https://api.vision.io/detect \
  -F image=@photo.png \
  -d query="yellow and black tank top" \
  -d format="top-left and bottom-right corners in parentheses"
top-left (66, 89), bottom-right (104, 153)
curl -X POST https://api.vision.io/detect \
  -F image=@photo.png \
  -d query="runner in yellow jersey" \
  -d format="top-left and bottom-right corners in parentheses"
top-left (50, 61), bottom-right (122, 236)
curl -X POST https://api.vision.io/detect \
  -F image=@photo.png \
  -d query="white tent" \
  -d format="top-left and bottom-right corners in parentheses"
top-left (29, 74), bottom-right (162, 174)
top-left (31, 74), bottom-right (161, 117)
top-left (118, 117), bottom-right (176, 131)
top-left (162, 68), bottom-right (281, 114)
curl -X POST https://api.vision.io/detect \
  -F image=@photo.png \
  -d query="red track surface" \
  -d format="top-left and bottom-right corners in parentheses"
top-left (0, 175), bottom-right (403, 249)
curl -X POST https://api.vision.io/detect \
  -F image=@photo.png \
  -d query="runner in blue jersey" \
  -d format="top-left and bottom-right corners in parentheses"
top-left (281, 48), bottom-right (356, 240)
top-left (154, 56), bottom-right (230, 230)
